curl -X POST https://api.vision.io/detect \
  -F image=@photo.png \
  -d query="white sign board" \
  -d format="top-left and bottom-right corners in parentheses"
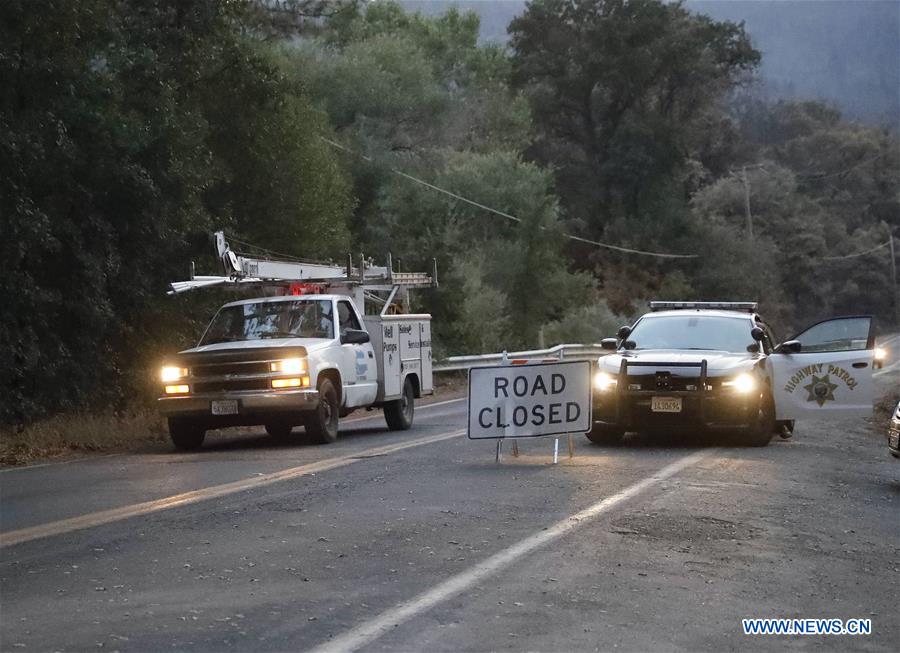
top-left (467, 361), bottom-right (592, 440)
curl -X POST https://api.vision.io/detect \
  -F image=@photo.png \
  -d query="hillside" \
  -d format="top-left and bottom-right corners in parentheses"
top-left (401, 0), bottom-right (900, 125)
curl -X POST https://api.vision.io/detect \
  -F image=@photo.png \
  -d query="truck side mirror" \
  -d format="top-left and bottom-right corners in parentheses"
top-left (616, 325), bottom-right (632, 340)
top-left (341, 329), bottom-right (371, 345)
top-left (775, 339), bottom-right (801, 354)
top-left (600, 338), bottom-right (618, 350)
top-left (750, 326), bottom-right (765, 341)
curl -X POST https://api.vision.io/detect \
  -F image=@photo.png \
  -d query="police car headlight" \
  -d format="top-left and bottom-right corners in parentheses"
top-left (875, 347), bottom-right (886, 362)
top-left (270, 358), bottom-right (306, 374)
top-left (722, 373), bottom-right (756, 394)
top-left (594, 371), bottom-right (617, 392)
top-left (161, 366), bottom-right (188, 383)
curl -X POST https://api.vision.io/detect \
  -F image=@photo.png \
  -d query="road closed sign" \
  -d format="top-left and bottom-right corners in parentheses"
top-left (467, 360), bottom-right (592, 439)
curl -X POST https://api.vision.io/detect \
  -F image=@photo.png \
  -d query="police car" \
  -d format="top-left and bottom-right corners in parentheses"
top-left (589, 302), bottom-right (877, 446)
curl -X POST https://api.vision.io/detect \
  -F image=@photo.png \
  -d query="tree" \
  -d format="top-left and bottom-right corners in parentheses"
top-left (0, 0), bottom-right (354, 424)
top-left (509, 0), bottom-right (760, 238)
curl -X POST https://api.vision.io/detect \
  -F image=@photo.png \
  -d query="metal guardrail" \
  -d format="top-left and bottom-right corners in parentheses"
top-left (434, 344), bottom-right (608, 372)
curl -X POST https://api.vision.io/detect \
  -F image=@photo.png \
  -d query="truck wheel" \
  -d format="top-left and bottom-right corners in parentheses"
top-left (306, 378), bottom-right (339, 444)
top-left (585, 423), bottom-right (624, 445)
top-left (745, 394), bottom-right (775, 447)
top-left (265, 422), bottom-right (293, 439)
top-left (168, 418), bottom-right (206, 451)
top-left (384, 378), bottom-right (415, 431)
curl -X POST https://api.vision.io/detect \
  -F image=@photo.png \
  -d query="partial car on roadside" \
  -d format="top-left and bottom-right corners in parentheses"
top-left (888, 401), bottom-right (900, 459)
top-left (589, 301), bottom-right (877, 447)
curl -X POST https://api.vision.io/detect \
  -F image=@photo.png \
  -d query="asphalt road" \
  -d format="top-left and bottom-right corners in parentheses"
top-left (1, 365), bottom-right (899, 652)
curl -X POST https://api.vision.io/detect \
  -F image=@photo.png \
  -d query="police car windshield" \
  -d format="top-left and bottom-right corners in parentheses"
top-left (628, 315), bottom-right (754, 353)
top-left (200, 300), bottom-right (334, 345)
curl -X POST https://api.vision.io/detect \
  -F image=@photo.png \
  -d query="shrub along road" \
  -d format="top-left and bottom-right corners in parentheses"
top-left (1, 374), bottom-right (898, 652)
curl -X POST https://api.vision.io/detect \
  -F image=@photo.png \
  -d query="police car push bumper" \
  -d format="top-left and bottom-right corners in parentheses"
top-left (592, 359), bottom-right (763, 431)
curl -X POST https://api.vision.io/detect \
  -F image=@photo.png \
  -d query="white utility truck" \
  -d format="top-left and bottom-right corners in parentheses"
top-left (158, 232), bottom-right (435, 450)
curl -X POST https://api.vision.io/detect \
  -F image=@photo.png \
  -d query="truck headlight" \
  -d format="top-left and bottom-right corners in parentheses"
top-left (594, 371), bottom-right (617, 391)
top-left (271, 376), bottom-right (310, 389)
top-left (875, 347), bottom-right (886, 362)
top-left (722, 373), bottom-right (756, 394)
top-left (161, 366), bottom-right (188, 383)
top-left (270, 358), bottom-right (306, 374)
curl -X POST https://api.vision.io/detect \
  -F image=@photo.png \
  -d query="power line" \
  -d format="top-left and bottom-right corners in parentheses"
top-left (821, 240), bottom-right (891, 260)
top-left (322, 137), bottom-right (699, 259)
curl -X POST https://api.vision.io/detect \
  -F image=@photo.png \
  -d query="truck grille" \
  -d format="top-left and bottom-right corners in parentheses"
top-left (169, 346), bottom-right (308, 394)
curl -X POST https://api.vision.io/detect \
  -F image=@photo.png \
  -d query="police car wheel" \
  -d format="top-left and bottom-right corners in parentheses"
top-left (745, 394), bottom-right (775, 447)
top-left (385, 378), bottom-right (415, 431)
top-left (585, 423), bottom-right (625, 446)
top-left (168, 418), bottom-right (206, 451)
top-left (306, 378), bottom-right (339, 444)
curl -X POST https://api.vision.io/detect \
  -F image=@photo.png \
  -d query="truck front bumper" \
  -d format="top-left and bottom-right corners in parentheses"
top-left (158, 389), bottom-right (319, 417)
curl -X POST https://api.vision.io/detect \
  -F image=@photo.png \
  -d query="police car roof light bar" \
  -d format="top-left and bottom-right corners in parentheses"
top-left (648, 301), bottom-right (758, 313)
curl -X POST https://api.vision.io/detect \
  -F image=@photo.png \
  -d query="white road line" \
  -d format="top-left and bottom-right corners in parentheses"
top-left (0, 397), bottom-right (467, 474)
top-left (0, 428), bottom-right (465, 548)
top-left (308, 449), bottom-right (710, 653)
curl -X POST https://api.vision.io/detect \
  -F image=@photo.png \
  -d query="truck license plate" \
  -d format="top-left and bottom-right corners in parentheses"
top-left (651, 396), bottom-right (682, 413)
top-left (211, 400), bottom-right (239, 416)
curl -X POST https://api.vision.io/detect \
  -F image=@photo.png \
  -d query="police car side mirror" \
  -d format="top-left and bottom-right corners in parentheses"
top-left (750, 327), bottom-right (765, 341)
top-left (617, 325), bottom-right (632, 340)
top-left (341, 329), bottom-right (370, 345)
top-left (601, 338), bottom-right (618, 350)
top-left (775, 340), bottom-right (801, 354)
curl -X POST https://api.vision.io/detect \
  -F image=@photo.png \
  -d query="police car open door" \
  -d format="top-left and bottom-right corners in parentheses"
top-left (768, 316), bottom-right (875, 419)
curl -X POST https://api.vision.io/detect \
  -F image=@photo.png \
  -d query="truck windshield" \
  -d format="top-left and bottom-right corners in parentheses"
top-left (200, 300), bottom-right (334, 345)
top-left (628, 315), bottom-right (755, 353)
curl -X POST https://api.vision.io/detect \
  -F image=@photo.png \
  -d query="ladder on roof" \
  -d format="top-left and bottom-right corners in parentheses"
top-left (168, 231), bottom-right (437, 296)
top-left (168, 231), bottom-right (436, 316)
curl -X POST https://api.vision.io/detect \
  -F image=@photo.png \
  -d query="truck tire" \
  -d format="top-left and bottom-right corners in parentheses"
top-left (168, 418), bottom-right (206, 451)
top-left (384, 377), bottom-right (415, 431)
top-left (745, 393), bottom-right (775, 447)
top-left (585, 423), bottom-right (624, 445)
top-left (306, 378), bottom-right (339, 444)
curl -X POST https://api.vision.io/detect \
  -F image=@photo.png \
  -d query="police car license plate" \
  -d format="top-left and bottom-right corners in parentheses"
top-left (651, 396), bottom-right (682, 413)
top-left (211, 400), bottom-right (239, 416)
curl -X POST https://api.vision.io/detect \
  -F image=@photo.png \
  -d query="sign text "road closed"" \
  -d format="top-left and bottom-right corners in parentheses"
top-left (467, 360), bottom-right (592, 439)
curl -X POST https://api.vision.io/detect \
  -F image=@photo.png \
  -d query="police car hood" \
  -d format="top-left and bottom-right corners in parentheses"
top-left (181, 337), bottom-right (334, 355)
top-left (598, 350), bottom-right (758, 377)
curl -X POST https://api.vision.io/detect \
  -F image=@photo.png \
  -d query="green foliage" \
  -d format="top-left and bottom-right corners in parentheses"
top-left (509, 0), bottom-right (760, 233)
top-left (1, 0), bottom-right (353, 424)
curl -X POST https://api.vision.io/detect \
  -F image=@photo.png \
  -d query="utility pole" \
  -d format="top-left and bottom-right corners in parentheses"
top-left (741, 165), bottom-right (753, 241)
top-left (890, 231), bottom-right (899, 328)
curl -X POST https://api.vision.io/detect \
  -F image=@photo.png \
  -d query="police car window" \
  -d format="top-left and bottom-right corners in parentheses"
top-left (338, 301), bottom-right (362, 335)
top-left (628, 315), bottom-right (755, 353)
top-left (793, 317), bottom-right (871, 353)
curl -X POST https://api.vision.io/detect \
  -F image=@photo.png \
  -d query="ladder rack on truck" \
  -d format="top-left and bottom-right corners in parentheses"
top-left (157, 232), bottom-right (437, 450)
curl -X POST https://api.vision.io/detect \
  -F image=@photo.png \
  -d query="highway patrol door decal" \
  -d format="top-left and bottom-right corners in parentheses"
top-left (768, 316), bottom-right (875, 420)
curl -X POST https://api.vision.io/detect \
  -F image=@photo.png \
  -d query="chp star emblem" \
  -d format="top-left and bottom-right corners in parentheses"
top-left (803, 374), bottom-right (838, 407)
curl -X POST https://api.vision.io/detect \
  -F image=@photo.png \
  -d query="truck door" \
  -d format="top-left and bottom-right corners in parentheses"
top-left (337, 299), bottom-right (378, 407)
top-left (768, 316), bottom-right (875, 420)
